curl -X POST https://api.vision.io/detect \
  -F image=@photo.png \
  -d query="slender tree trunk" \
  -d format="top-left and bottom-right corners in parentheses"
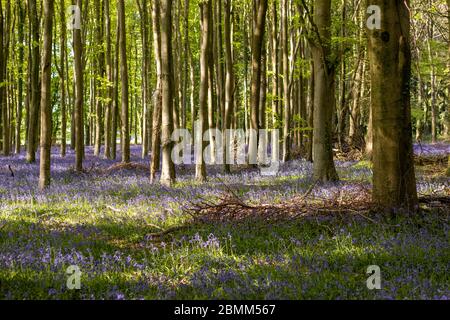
top-left (281, 0), bottom-right (291, 162)
top-left (26, 0), bottom-right (40, 163)
top-left (0, 1), bottom-right (4, 155)
top-left (249, 0), bottom-right (268, 165)
top-left (111, 21), bottom-right (120, 160)
top-left (104, 0), bottom-right (112, 159)
top-left (59, 0), bottom-right (67, 157)
top-left (368, 0), bottom-right (418, 209)
top-left (223, 0), bottom-right (235, 173)
top-left (138, 0), bottom-right (150, 159)
top-left (311, 0), bottom-right (339, 182)
top-left (74, 0), bottom-right (84, 172)
top-left (94, 0), bottom-right (105, 157)
top-left (150, 0), bottom-right (162, 183)
top-left (196, 1), bottom-right (212, 182)
top-left (39, 0), bottom-right (54, 190)
top-left (160, 0), bottom-right (176, 186)
top-left (1, 0), bottom-right (11, 156)
top-left (118, 0), bottom-right (130, 163)
top-left (15, 1), bottom-right (25, 155)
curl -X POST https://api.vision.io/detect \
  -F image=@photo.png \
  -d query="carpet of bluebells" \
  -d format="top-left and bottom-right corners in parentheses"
top-left (0, 144), bottom-right (449, 300)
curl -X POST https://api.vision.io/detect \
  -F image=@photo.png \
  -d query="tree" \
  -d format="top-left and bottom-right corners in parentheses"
top-left (94, 0), bottom-right (105, 157)
top-left (74, 0), bottom-right (84, 172)
top-left (223, 0), bottom-right (235, 173)
top-left (15, 1), bottom-right (26, 155)
top-left (137, 0), bottom-right (151, 159)
top-left (249, 0), bottom-right (268, 165)
top-left (447, 0), bottom-right (450, 176)
top-left (0, 0), bottom-right (11, 156)
top-left (368, 0), bottom-right (418, 209)
top-left (104, 0), bottom-right (113, 159)
top-left (118, 0), bottom-right (130, 163)
top-left (39, 0), bottom-right (55, 190)
top-left (159, 0), bottom-right (176, 186)
top-left (0, 1), bottom-right (4, 154)
top-left (196, 0), bottom-right (212, 182)
top-left (59, 0), bottom-right (67, 157)
top-left (310, 0), bottom-right (339, 182)
top-left (150, 0), bottom-right (162, 183)
top-left (26, 0), bottom-right (40, 163)
top-left (281, 0), bottom-right (290, 162)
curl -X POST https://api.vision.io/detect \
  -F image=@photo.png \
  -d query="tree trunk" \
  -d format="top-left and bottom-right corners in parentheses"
top-left (15, 1), bottom-right (25, 155)
top-left (196, 1), bottom-right (212, 182)
top-left (26, 0), bottom-right (40, 163)
top-left (368, 0), bottom-right (418, 209)
top-left (94, 0), bottom-right (105, 157)
top-left (59, 0), bottom-right (67, 157)
top-left (104, 0), bottom-right (113, 159)
top-left (311, 0), bottom-right (339, 182)
top-left (0, 1), bottom-right (4, 155)
top-left (249, 0), bottom-right (268, 165)
top-left (281, 0), bottom-right (291, 162)
top-left (118, 0), bottom-right (130, 163)
top-left (223, 0), bottom-right (235, 173)
top-left (39, 0), bottom-right (54, 190)
top-left (160, 0), bottom-right (176, 187)
top-left (150, 0), bottom-right (162, 183)
top-left (138, 0), bottom-right (150, 159)
top-left (74, 0), bottom-right (84, 172)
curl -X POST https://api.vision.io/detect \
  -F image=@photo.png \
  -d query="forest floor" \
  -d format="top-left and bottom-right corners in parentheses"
top-left (0, 144), bottom-right (448, 300)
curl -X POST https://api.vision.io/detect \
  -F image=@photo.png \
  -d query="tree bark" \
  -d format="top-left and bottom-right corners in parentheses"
top-left (104, 0), bottom-right (113, 159)
top-left (223, 0), bottom-right (235, 173)
top-left (368, 0), bottom-right (418, 209)
top-left (74, 0), bottom-right (84, 172)
top-left (94, 0), bottom-right (105, 157)
top-left (311, 0), bottom-right (339, 182)
top-left (249, 0), bottom-right (268, 165)
top-left (196, 1), bottom-right (212, 182)
top-left (26, 0), bottom-right (40, 163)
top-left (39, 0), bottom-right (54, 190)
top-left (15, 1), bottom-right (26, 155)
top-left (281, 0), bottom-right (291, 162)
top-left (118, 0), bottom-right (130, 163)
top-left (160, 0), bottom-right (176, 186)
top-left (150, 0), bottom-right (162, 183)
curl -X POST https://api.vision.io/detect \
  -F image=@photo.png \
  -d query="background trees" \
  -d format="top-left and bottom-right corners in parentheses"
top-left (0, 0), bottom-right (448, 209)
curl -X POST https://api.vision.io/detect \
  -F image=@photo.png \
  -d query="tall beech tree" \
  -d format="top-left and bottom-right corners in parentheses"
top-left (59, 0), bottom-right (67, 157)
top-left (368, 0), bottom-right (418, 209)
top-left (26, 0), bottom-right (40, 163)
top-left (159, 0), bottom-right (176, 186)
top-left (118, 0), bottom-right (130, 163)
top-left (104, 0), bottom-right (113, 159)
top-left (223, 0), bottom-right (235, 173)
top-left (196, 0), bottom-right (212, 182)
top-left (74, 0), bottom-right (84, 172)
top-left (310, 0), bottom-right (339, 182)
top-left (249, 0), bottom-right (268, 165)
top-left (39, 0), bottom-right (54, 190)
top-left (150, 0), bottom-right (162, 183)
